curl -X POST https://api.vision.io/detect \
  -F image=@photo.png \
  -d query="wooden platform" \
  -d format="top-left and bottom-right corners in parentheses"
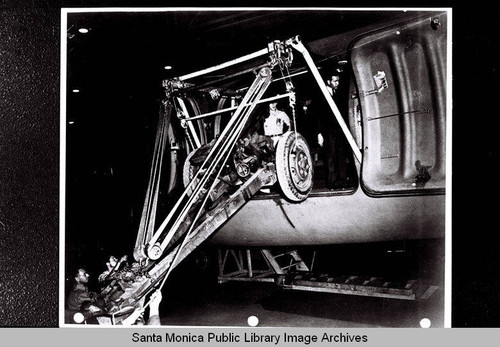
top-left (284, 272), bottom-right (439, 301)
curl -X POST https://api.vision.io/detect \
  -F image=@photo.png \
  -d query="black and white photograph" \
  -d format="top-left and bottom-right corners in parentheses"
top-left (61, 8), bottom-right (450, 328)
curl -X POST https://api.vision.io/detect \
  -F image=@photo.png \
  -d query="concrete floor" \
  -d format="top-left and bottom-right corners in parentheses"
top-left (159, 280), bottom-right (444, 328)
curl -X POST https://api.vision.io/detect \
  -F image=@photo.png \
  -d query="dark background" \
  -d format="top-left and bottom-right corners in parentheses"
top-left (0, 1), bottom-right (498, 327)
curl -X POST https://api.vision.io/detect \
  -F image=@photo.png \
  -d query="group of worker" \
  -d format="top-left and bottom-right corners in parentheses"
top-left (65, 255), bottom-right (162, 325)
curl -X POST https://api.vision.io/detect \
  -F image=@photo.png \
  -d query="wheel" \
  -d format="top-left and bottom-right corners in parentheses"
top-left (275, 131), bottom-right (314, 202)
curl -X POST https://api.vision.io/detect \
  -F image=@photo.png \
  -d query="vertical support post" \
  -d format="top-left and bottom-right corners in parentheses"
top-left (310, 250), bottom-right (316, 272)
top-left (217, 249), bottom-right (225, 277)
top-left (246, 249), bottom-right (253, 278)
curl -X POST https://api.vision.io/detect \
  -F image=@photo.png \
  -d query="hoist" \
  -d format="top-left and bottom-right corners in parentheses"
top-left (79, 36), bottom-right (362, 323)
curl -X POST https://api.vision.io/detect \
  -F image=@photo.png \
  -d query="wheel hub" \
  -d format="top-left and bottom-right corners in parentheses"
top-left (290, 144), bottom-right (311, 187)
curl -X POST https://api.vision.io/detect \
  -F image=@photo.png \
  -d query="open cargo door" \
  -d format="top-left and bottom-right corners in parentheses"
top-left (350, 12), bottom-right (447, 195)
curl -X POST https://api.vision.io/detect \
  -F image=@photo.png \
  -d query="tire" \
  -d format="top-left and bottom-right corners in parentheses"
top-left (275, 131), bottom-right (314, 202)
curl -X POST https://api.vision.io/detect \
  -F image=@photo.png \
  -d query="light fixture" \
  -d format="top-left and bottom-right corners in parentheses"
top-left (72, 89), bottom-right (80, 93)
top-left (78, 28), bottom-right (89, 34)
top-left (68, 121), bottom-right (75, 125)
top-left (164, 65), bottom-right (173, 70)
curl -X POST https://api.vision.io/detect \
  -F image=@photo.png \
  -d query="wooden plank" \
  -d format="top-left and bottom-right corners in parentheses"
top-left (218, 276), bottom-right (275, 283)
top-left (284, 284), bottom-right (417, 300)
top-left (292, 279), bottom-right (415, 297)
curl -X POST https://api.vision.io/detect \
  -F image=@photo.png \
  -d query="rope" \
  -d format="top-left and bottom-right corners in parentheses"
top-left (135, 104), bottom-right (169, 254)
top-left (278, 58), bottom-right (298, 147)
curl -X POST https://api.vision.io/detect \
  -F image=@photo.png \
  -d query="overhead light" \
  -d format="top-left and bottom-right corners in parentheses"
top-left (68, 121), bottom-right (75, 125)
top-left (72, 89), bottom-right (80, 93)
top-left (164, 65), bottom-right (173, 70)
top-left (78, 28), bottom-right (89, 34)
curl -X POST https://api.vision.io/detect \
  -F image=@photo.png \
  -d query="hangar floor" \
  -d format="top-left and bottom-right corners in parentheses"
top-left (159, 280), bottom-right (444, 328)
top-left (158, 243), bottom-right (445, 328)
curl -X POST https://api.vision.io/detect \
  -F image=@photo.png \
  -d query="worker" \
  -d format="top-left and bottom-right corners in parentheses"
top-left (315, 71), bottom-right (355, 190)
top-left (98, 254), bottom-right (128, 284)
top-left (317, 73), bottom-right (342, 149)
top-left (66, 267), bottom-right (97, 323)
top-left (263, 101), bottom-right (291, 145)
top-left (326, 74), bottom-right (340, 98)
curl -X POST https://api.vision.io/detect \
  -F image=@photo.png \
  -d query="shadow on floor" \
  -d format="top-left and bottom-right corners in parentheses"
top-left (160, 280), bottom-right (444, 328)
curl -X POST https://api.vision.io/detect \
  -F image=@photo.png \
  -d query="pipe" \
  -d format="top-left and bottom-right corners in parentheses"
top-left (178, 48), bottom-right (269, 81)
